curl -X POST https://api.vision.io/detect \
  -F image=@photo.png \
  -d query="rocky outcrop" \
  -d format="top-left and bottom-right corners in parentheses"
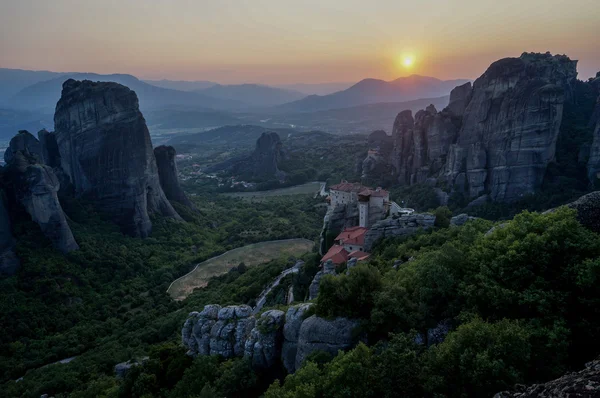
top-left (446, 82), bottom-right (472, 117)
top-left (182, 304), bottom-right (255, 358)
top-left (252, 132), bottom-right (285, 179)
top-left (450, 213), bottom-right (477, 226)
top-left (445, 52), bottom-right (577, 202)
top-left (295, 315), bottom-right (359, 370)
top-left (183, 303), bottom-right (358, 374)
top-left (385, 53), bottom-right (579, 204)
top-left (114, 357), bottom-right (148, 378)
top-left (54, 79), bottom-right (180, 237)
top-left (392, 104), bottom-right (460, 185)
top-left (494, 356), bottom-right (600, 397)
top-left (244, 310), bottom-right (285, 369)
top-left (0, 190), bottom-right (19, 275)
top-left (308, 259), bottom-right (336, 300)
top-left (153, 145), bottom-right (195, 210)
top-left (364, 212), bottom-right (436, 251)
top-left (3, 131), bottom-right (78, 253)
top-left (282, 303), bottom-right (313, 373)
top-left (587, 79), bottom-right (600, 185)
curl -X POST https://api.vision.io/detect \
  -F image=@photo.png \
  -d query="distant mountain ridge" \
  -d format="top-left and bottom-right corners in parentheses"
top-left (195, 84), bottom-right (306, 107)
top-left (6, 72), bottom-right (245, 112)
top-left (276, 75), bottom-right (471, 113)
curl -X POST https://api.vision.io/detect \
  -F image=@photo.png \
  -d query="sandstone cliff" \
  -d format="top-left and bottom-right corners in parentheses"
top-left (183, 303), bottom-right (359, 374)
top-left (363, 212), bottom-right (436, 251)
top-left (54, 79), bottom-right (180, 237)
top-left (153, 145), bottom-right (196, 210)
top-left (587, 73), bottom-right (600, 185)
top-left (3, 131), bottom-right (78, 253)
top-left (446, 52), bottom-right (577, 202)
top-left (385, 52), bottom-right (580, 203)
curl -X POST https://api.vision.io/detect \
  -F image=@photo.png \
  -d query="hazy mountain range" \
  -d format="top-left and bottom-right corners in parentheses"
top-left (275, 75), bottom-right (471, 113)
top-left (0, 67), bottom-right (469, 139)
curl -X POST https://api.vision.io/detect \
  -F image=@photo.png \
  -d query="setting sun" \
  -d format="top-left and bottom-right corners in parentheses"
top-left (403, 56), bottom-right (414, 68)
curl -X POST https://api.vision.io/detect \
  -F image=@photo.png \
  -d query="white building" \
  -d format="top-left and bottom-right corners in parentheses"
top-left (328, 181), bottom-right (390, 228)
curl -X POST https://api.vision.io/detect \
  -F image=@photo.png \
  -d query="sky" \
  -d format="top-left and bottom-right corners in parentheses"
top-left (1, 0), bottom-right (598, 85)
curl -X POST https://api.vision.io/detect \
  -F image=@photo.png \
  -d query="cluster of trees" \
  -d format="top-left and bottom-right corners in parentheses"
top-left (0, 192), bottom-right (322, 397)
top-left (272, 207), bottom-right (600, 397)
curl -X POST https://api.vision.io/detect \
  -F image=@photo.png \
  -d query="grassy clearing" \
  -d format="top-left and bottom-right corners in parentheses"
top-left (167, 238), bottom-right (314, 300)
top-left (223, 181), bottom-right (324, 201)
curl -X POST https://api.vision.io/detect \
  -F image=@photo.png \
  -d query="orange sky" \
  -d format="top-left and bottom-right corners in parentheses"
top-left (1, 0), bottom-right (598, 84)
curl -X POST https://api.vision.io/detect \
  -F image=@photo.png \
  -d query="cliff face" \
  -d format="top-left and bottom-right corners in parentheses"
top-left (446, 53), bottom-right (577, 201)
top-left (392, 105), bottom-right (460, 185)
top-left (3, 131), bottom-right (78, 253)
top-left (387, 52), bottom-right (579, 203)
top-left (153, 145), bottom-right (195, 210)
top-left (587, 74), bottom-right (600, 185)
top-left (183, 303), bottom-right (359, 374)
top-left (54, 79), bottom-right (180, 237)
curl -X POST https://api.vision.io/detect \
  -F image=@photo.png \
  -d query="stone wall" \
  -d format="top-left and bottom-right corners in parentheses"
top-left (364, 212), bottom-right (436, 251)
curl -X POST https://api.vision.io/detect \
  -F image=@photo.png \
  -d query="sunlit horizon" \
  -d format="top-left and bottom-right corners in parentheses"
top-left (1, 0), bottom-right (599, 84)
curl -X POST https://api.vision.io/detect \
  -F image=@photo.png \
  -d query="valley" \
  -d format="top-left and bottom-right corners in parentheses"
top-left (0, 50), bottom-right (599, 398)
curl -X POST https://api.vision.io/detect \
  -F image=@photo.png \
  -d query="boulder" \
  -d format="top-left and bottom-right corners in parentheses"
top-left (281, 303), bottom-right (313, 373)
top-left (53, 79), bottom-right (180, 237)
top-left (244, 309), bottom-right (285, 369)
top-left (295, 315), bottom-right (359, 370)
top-left (153, 145), bottom-right (196, 210)
top-left (363, 213), bottom-right (436, 251)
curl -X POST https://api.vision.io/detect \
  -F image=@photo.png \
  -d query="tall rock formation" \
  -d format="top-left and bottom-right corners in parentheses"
top-left (53, 79), bottom-right (180, 237)
top-left (445, 52), bottom-right (577, 201)
top-left (392, 105), bottom-right (460, 185)
top-left (153, 145), bottom-right (196, 210)
top-left (3, 131), bottom-right (78, 253)
top-left (388, 52), bottom-right (578, 203)
top-left (587, 73), bottom-right (600, 185)
top-left (252, 132), bottom-right (285, 179)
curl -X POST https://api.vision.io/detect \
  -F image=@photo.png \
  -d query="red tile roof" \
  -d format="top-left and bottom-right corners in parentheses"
top-left (358, 188), bottom-right (389, 198)
top-left (321, 245), bottom-right (349, 265)
top-left (349, 250), bottom-right (371, 261)
top-left (335, 226), bottom-right (368, 246)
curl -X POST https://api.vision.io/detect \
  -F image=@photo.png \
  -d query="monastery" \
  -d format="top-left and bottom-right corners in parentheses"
top-left (321, 181), bottom-right (391, 265)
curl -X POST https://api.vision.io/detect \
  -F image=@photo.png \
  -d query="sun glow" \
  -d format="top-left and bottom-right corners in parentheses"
top-left (403, 56), bottom-right (414, 67)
